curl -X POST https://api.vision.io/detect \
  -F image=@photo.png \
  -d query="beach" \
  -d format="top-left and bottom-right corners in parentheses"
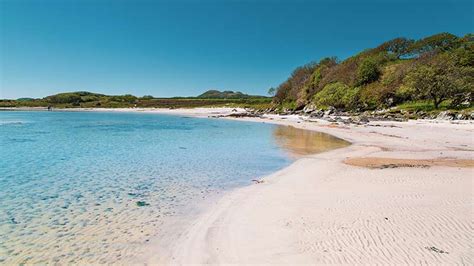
top-left (133, 107), bottom-right (474, 265)
top-left (2, 107), bottom-right (472, 264)
top-left (3, 1), bottom-right (472, 264)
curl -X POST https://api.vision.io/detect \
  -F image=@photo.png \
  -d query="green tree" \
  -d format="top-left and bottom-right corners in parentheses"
top-left (267, 87), bottom-right (276, 96)
top-left (409, 32), bottom-right (459, 56)
top-left (378, 37), bottom-right (415, 58)
top-left (405, 55), bottom-right (471, 108)
top-left (356, 58), bottom-right (380, 85)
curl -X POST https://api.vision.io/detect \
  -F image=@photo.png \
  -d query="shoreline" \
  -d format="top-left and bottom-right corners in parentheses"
top-left (3, 107), bottom-right (473, 264)
top-left (140, 108), bottom-right (473, 264)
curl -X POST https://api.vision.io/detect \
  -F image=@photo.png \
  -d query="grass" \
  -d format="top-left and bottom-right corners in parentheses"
top-left (396, 100), bottom-right (451, 112)
top-left (396, 100), bottom-right (473, 112)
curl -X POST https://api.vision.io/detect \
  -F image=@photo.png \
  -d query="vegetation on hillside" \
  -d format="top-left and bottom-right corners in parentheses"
top-left (273, 33), bottom-right (473, 112)
top-left (0, 90), bottom-right (271, 109)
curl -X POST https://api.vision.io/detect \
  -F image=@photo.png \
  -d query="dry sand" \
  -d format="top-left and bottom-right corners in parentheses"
top-left (136, 108), bottom-right (473, 265)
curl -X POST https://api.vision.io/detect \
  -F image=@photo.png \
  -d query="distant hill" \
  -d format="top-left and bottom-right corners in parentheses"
top-left (197, 90), bottom-right (266, 99)
top-left (0, 90), bottom-right (272, 109)
top-left (16, 98), bottom-right (36, 101)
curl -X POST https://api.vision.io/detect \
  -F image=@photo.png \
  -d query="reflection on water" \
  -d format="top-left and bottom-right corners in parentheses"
top-left (272, 125), bottom-right (350, 157)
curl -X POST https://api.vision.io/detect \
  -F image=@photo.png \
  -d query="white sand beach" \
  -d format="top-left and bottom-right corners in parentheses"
top-left (12, 107), bottom-right (472, 264)
top-left (130, 107), bottom-right (474, 265)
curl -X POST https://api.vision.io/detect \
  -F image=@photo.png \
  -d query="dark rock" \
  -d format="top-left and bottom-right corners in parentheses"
top-left (436, 111), bottom-right (454, 120)
top-left (343, 118), bottom-right (353, 124)
top-left (303, 104), bottom-right (317, 114)
top-left (425, 246), bottom-right (449, 254)
top-left (324, 107), bottom-right (335, 116)
top-left (136, 201), bottom-right (150, 207)
top-left (310, 110), bottom-right (324, 118)
top-left (355, 115), bottom-right (370, 123)
top-left (226, 112), bottom-right (260, 118)
top-left (455, 113), bottom-right (464, 120)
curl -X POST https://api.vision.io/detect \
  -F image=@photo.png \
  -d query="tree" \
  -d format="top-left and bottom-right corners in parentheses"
top-left (378, 37), bottom-right (415, 58)
top-left (267, 87), bottom-right (276, 96)
top-left (302, 57), bottom-right (339, 99)
top-left (356, 58), bottom-right (380, 85)
top-left (274, 61), bottom-right (318, 105)
top-left (405, 55), bottom-right (471, 108)
top-left (409, 33), bottom-right (459, 56)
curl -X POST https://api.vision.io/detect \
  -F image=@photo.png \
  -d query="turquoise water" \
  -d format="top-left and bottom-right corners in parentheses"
top-left (0, 111), bottom-right (293, 263)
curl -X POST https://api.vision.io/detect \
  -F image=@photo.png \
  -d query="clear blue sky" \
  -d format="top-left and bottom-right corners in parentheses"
top-left (1, 0), bottom-right (472, 99)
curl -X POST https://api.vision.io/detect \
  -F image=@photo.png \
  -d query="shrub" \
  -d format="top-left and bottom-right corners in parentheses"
top-left (395, 85), bottom-right (417, 102)
top-left (356, 58), bottom-right (380, 86)
top-left (46, 93), bottom-right (82, 104)
top-left (342, 86), bottom-right (360, 109)
top-left (358, 84), bottom-right (379, 110)
top-left (110, 94), bottom-right (138, 103)
top-left (313, 82), bottom-right (359, 109)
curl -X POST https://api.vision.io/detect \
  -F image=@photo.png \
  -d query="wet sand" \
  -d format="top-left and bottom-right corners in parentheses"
top-left (344, 157), bottom-right (474, 169)
top-left (272, 125), bottom-right (350, 157)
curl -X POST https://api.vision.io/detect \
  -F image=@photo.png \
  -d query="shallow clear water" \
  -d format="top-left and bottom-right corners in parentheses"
top-left (0, 111), bottom-right (348, 263)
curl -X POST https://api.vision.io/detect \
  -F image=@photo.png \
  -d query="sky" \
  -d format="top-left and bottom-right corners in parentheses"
top-left (0, 0), bottom-right (472, 99)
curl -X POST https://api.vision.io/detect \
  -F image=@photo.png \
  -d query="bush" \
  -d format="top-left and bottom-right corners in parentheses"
top-left (358, 84), bottom-right (380, 110)
top-left (313, 82), bottom-right (359, 109)
top-left (395, 85), bottom-right (417, 102)
top-left (110, 94), bottom-right (138, 103)
top-left (342, 86), bottom-right (360, 109)
top-left (46, 93), bottom-right (82, 104)
top-left (356, 58), bottom-right (380, 85)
